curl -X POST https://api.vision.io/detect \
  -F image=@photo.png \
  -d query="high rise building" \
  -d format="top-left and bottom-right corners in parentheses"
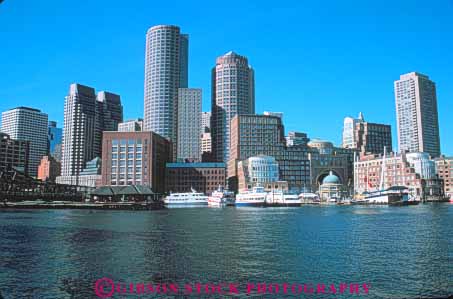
top-left (0, 132), bottom-right (29, 175)
top-left (201, 132), bottom-right (212, 154)
top-left (264, 111), bottom-right (283, 119)
top-left (118, 119), bottom-right (143, 132)
top-left (342, 113), bottom-right (392, 155)
top-left (342, 112), bottom-right (364, 149)
top-left (1, 107), bottom-right (48, 177)
top-left (37, 155), bottom-right (61, 182)
top-left (48, 121), bottom-right (62, 158)
top-left (394, 72), bottom-right (441, 157)
top-left (286, 131), bottom-right (309, 147)
top-left (211, 51), bottom-right (255, 162)
top-left (177, 88), bottom-right (201, 162)
top-left (59, 83), bottom-right (122, 182)
top-left (144, 25), bottom-right (188, 158)
top-left (201, 112), bottom-right (211, 132)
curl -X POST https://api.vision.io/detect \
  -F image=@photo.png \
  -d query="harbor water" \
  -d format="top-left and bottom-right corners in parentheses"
top-left (0, 204), bottom-right (452, 298)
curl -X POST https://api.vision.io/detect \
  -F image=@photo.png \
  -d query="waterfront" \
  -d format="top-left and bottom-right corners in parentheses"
top-left (0, 204), bottom-right (452, 298)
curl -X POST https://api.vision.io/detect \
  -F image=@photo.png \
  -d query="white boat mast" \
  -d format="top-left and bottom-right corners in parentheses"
top-left (379, 146), bottom-right (387, 191)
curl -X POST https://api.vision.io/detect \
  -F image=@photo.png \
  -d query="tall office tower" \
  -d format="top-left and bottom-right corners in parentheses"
top-left (201, 112), bottom-right (211, 132)
top-left (211, 51), bottom-right (255, 162)
top-left (286, 131), bottom-right (310, 147)
top-left (144, 25), bottom-right (188, 159)
top-left (342, 112), bottom-right (364, 149)
top-left (1, 107), bottom-right (48, 177)
top-left (60, 83), bottom-right (123, 178)
top-left (342, 113), bottom-right (392, 155)
top-left (48, 121), bottom-right (62, 157)
top-left (177, 88), bottom-right (202, 161)
top-left (394, 72), bottom-right (441, 157)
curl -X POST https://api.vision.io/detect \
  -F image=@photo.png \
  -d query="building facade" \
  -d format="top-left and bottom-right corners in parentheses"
top-left (0, 132), bottom-right (29, 175)
top-left (101, 131), bottom-right (172, 194)
top-left (286, 131), bottom-right (309, 147)
top-left (165, 162), bottom-right (226, 195)
top-left (48, 121), bottom-right (62, 158)
top-left (118, 119), bottom-right (143, 132)
top-left (228, 114), bottom-right (310, 192)
top-left (435, 157), bottom-right (452, 198)
top-left (59, 83), bottom-right (123, 180)
top-left (177, 88), bottom-right (201, 161)
top-left (1, 107), bottom-right (48, 177)
top-left (144, 25), bottom-right (188, 158)
top-left (211, 51), bottom-right (255, 162)
top-left (201, 112), bottom-right (211, 132)
top-left (343, 113), bottom-right (391, 155)
top-left (37, 155), bottom-right (61, 182)
top-left (237, 155), bottom-right (281, 191)
top-left (201, 132), bottom-right (212, 155)
top-left (394, 72), bottom-right (441, 157)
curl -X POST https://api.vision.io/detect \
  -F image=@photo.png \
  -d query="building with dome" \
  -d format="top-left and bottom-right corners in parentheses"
top-left (318, 171), bottom-right (348, 201)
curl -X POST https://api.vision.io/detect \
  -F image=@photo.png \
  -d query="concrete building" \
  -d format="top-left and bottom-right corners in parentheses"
top-left (118, 119), bottom-right (143, 132)
top-left (0, 132), bottom-right (29, 175)
top-left (201, 132), bottom-right (212, 154)
top-left (286, 131), bottom-right (309, 147)
top-left (342, 113), bottom-right (391, 155)
top-left (1, 107), bottom-right (48, 177)
top-left (434, 157), bottom-right (452, 198)
top-left (201, 112), bottom-right (211, 133)
top-left (165, 162), bottom-right (226, 195)
top-left (144, 25), bottom-right (188, 158)
top-left (318, 171), bottom-right (348, 201)
top-left (177, 88), bottom-right (201, 162)
top-left (394, 72), bottom-right (441, 157)
top-left (59, 84), bottom-right (123, 181)
top-left (101, 131), bottom-right (172, 194)
top-left (37, 155), bottom-right (61, 182)
top-left (228, 114), bottom-right (310, 192)
top-left (211, 51), bottom-right (255, 162)
top-left (48, 121), bottom-right (62, 158)
top-left (263, 111), bottom-right (283, 119)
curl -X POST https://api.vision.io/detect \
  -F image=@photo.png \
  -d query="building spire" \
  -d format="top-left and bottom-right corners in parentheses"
top-left (358, 112), bottom-right (364, 121)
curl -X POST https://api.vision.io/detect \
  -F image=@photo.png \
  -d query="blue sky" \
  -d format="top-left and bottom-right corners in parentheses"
top-left (1, 0), bottom-right (452, 154)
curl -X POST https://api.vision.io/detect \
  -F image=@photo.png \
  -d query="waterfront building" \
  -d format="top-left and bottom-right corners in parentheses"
top-left (394, 72), bottom-right (441, 157)
top-left (211, 51), bottom-right (255, 162)
top-left (307, 139), bottom-right (354, 193)
top-left (177, 88), bottom-right (201, 162)
top-left (37, 155), bottom-right (61, 182)
top-left (318, 171), bottom-right (348, 201)
top-left (354, 152), bottom-right (443, 200)
top-left (228, 114), bottom-right (310, 192)
top-left (201, 112), bottom-right (211, 133)
top-left (237, 155), bottom-right (288, 192)
top-left (144, 25), bottom-right (188, 158)
top-left (56, 157), bottom-right (102, 187)
top-left (342, 113), bottom-right (391, 155)
top-left (59, 83), bottom-right (123, 182)
top-left (286, 131), bottom-right (309, 147)
top-left (165, 162), bottom-right (226, 195)
top-left (101, 131), bottom-right (172, 194)
top-left (434, 156), bottom-right (453, 198)
top-left (0, 132), bottom-right (29, 175)
top-left (48, 121), bottom-right (62, 158)
top-left (1, 107), bottom-right (48, 177)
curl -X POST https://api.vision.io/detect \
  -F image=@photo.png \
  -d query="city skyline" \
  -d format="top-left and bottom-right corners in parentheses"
top-left (0, 1), bottom-right (452, 155)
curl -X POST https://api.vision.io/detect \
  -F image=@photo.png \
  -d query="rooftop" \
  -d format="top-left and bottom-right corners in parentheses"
top-left (166, 162), bottom-right (225, 168)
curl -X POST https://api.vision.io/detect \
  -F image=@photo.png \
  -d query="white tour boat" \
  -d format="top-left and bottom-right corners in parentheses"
top-left (164, 188), bottom-right (208, 207)
top-left (266, 191), bottom-right (301, 206)
top-left (207, 186), bottom-right (235, 206)
top-left (235, 186), bottom-right (267, 207)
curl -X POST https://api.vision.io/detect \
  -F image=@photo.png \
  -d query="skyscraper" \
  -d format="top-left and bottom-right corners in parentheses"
top-left (201, 112), bottom-right (211, 132)
top-left (143, 25), bottom-right (188, 158)
top-left (394, 72), bottom-right (441, 157)
top-left (342, 112), bottom-right (364, 149)
top-left (1, 107), bottom-right (48, 177)
top-left (211, 51), bottom-right (255, 162)
top-left (177, 88), bottom-right (201, 161)
top-left (48, 121), bottom-right (62, 158)
top-left (59, 83), bottom-right (122, 181)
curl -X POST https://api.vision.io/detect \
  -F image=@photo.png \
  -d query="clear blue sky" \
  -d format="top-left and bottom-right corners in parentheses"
top-left (1, 0), bottom-right (452, 154)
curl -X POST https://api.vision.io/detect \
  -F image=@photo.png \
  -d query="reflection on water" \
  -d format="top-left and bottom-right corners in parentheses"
top-left (0, 205), bottom-right (452, 298)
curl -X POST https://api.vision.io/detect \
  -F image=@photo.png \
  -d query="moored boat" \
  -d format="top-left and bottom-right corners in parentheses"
top-left (164, 188), bottom-right (208, 207)
top-left (266, 191), bottom-right (300, 207)
top-left (235, 186), bottom-right (267, 207)
top-left (207, 186), bottom-right (235, 206)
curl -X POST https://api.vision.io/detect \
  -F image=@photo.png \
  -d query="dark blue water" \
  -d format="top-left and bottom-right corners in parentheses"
top-left (0, 204), bottom-right (452, 298)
